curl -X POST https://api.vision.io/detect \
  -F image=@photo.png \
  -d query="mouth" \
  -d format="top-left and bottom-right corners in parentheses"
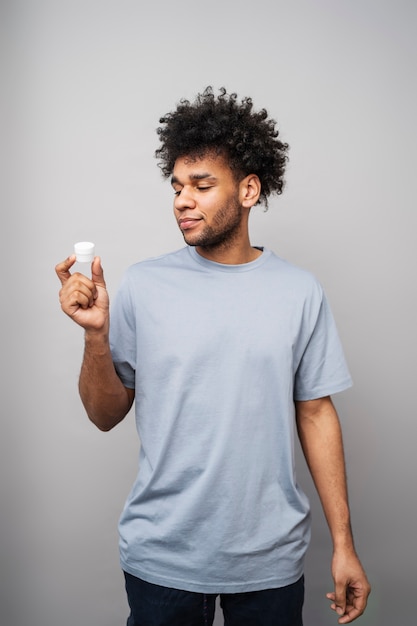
top-left (178, 217), bottom-right (202, 230)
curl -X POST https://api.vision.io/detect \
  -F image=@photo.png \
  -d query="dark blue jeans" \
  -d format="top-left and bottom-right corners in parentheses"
top-left (124, 572), bottom-right (304, 626)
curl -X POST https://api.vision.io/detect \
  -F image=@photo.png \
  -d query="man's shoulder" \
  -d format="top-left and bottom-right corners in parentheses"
top-left (265, 250), bottom-right (322, 290)
top-left (126, 247), bottom-right (189, 274)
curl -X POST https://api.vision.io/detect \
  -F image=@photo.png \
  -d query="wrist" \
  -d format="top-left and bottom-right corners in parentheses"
top-left (332, 534), bottom-right (356, 553)
top-left (84, 327), bottom-right (110, 350)
top-left (328, 517), bottom-right (356, 552)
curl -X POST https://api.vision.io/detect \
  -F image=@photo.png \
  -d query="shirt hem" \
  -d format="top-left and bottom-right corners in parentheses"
top-left (120, 560), bottom-right (304, 594)
top-left (294, 377), bottom-right (353, 402)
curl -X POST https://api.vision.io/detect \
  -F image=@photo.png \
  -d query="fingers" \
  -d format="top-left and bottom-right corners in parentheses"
top-left (57, 257), bottom-right (100, 314)
top-left (55, 255), bottom-right (76, 285)
top-left (328, 552), bottom-right (371, 623)
top-left (327, 591), bottom-right (348, 623)
top-left (56, 252), bottom-right (109, 330)
top-left (326, 587), bottom-right (369, 624)
top-left (58, 274), bottom-right (95, 313)
top-left (56, 255), bottom-right (106, 290)
top-left (70, 278), bottom-right (97, 309)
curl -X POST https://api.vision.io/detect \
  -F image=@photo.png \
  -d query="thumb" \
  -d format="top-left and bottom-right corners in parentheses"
top-left (334, 580), bottom-right (347, 617)
top-left (91, 256), bottom-right (107, 289)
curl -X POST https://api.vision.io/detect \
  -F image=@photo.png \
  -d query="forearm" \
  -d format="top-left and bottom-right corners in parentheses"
top-left (79, 330), bottom-right (134, 431)
top-left (297, 397), bottom-right (371, 621)
top-left (296, 397), bottom-right (354, 551)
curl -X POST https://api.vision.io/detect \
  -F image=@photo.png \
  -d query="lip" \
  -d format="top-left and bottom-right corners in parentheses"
top-left (178, 217), bottom-right (202, 230)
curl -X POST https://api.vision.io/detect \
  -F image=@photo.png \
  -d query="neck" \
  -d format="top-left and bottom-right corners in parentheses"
top-left (196, 238), bottom-right (262, 265)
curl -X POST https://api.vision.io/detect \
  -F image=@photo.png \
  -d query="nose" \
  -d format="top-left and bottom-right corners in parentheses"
top-left (174, 187), bottom-right (196, 211)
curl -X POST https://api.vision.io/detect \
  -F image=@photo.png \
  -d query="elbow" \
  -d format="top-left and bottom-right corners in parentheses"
top-left (93, 420), bottom-right (116, 432)
top-left (86, 409), bottom-right (126, 432)
top-left (80, 387), bottom-right (134, 432)
top-left (84, 407), bottom-right (126, 433)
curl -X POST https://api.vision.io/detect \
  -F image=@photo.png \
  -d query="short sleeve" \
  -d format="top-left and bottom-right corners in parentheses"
top-left (109, 273), bottom-right (136, 389)
top-left (293, 293), bottom-right (352, 401)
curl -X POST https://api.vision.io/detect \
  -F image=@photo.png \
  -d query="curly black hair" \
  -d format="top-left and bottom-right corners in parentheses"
top-left (155, 87), bottom-right (289, 208)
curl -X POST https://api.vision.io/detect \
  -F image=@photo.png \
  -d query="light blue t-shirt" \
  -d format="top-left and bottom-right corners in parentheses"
top-left (109, 246), bottom-right (352, 593)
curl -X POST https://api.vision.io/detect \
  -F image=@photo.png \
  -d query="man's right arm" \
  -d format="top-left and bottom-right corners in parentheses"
top-left (79, 330), bottom-right (135, 431)
top-left (56, 255), bottom-right (134, 431)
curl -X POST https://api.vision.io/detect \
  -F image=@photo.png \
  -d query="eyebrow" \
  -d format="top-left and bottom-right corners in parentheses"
top-left (171, 173), bottom-right (217, 185)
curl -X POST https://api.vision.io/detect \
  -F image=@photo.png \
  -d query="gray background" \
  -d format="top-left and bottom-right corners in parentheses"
top-left (2, 0), bottom-right (416, 624)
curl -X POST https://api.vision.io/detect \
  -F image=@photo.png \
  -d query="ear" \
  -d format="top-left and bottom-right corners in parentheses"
top-left (239, 174), bottom-right (261, 208)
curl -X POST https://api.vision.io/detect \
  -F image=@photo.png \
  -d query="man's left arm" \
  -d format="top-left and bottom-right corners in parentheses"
top-left (295, 395), bottom-right (371, 624)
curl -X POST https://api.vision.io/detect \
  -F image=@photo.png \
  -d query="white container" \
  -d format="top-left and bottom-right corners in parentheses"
top-left (74, 241), bottom-right (95, 263)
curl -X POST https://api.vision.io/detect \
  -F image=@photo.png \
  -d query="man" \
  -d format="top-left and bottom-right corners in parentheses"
top-left (56, 87), bottom-right (370, 625)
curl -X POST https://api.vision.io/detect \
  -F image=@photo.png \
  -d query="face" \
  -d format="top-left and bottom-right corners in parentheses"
top-left (171, 154), bottom-right (246, 251)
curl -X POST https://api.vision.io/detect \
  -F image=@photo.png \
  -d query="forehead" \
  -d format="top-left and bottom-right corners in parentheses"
top-left (172, 153), bottom-right (235, 182)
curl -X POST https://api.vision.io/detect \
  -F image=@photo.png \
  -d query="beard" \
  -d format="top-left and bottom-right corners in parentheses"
top-left (181, 197), bottom-right (244, 251)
